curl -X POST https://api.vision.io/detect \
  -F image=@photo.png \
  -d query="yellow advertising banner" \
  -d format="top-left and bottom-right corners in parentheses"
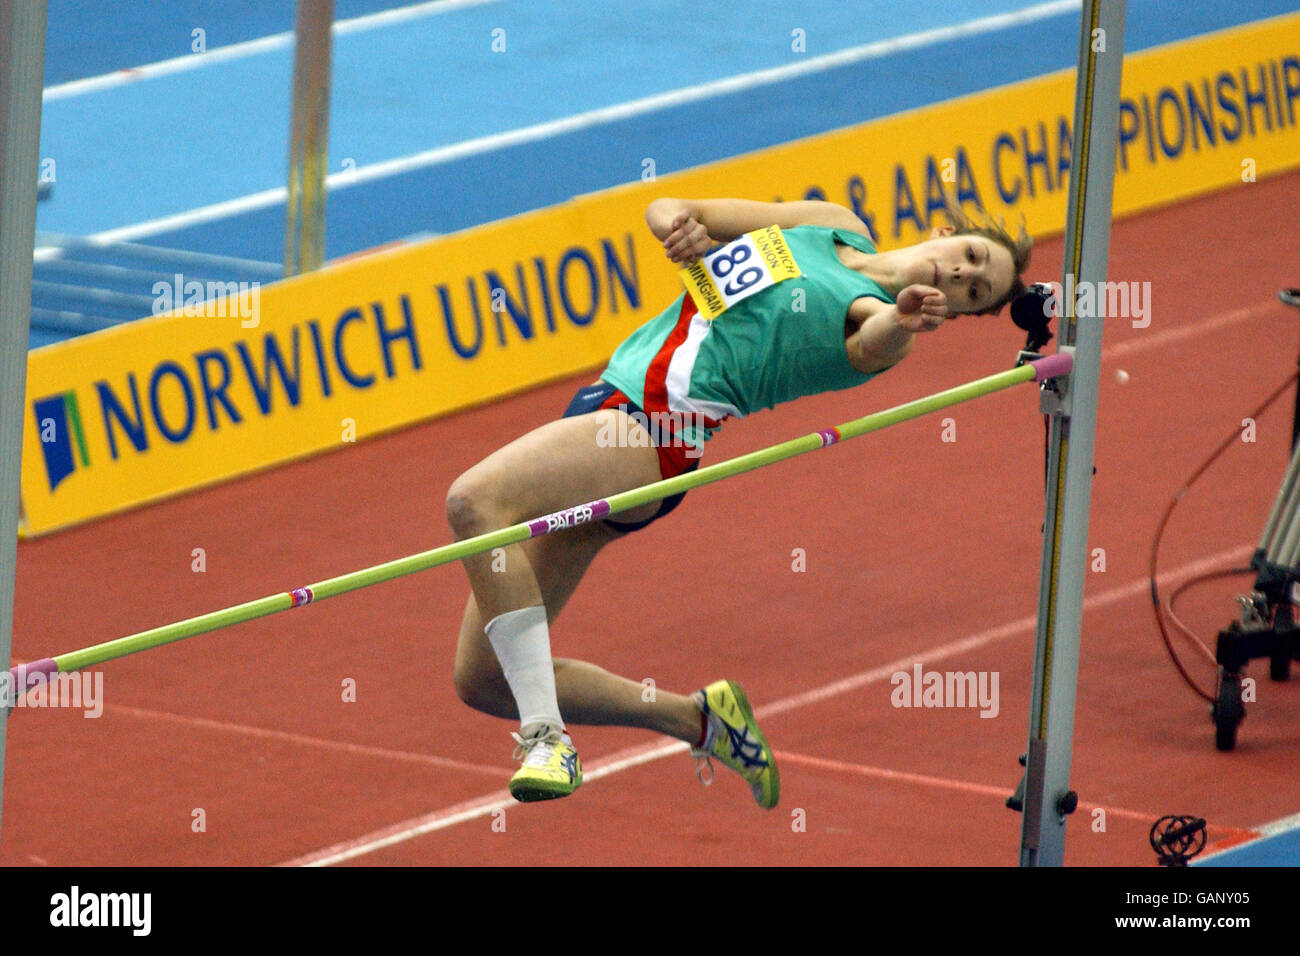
top-left (20, 13), bottom-right (1300, 535)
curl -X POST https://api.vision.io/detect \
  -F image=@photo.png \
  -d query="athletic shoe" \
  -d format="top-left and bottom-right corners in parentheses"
top-left (508, 724), bottom-right (582, 802)
top-left (690, 680), bottom-right (779, 809)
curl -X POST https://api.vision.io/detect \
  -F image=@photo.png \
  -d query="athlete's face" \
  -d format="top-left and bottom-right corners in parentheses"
top-left (912, 227), bottom-right (1017, 315)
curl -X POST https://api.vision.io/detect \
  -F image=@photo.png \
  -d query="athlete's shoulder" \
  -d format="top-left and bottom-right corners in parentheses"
top-left (779, 202), bottom-right (871, 236)
top-left (829, 227), bottom-right (877, 254)
top-left (783, 220), bottom-right (875, 248)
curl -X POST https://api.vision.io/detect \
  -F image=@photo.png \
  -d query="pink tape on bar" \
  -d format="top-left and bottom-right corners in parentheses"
top-left (1030, 352), bottom-right (1073, 382)
top-left (9, 658), bottom-right (59, 692)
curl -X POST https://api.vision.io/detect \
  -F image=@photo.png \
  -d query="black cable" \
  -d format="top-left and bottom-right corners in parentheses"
top-left (1149, 370), bottom-right (1300, 700)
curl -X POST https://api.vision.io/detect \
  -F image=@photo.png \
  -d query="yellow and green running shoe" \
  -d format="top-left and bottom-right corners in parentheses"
top-left (691, 680), bottom-right (779, 809)
top-left (509, 725), bottom-right (582, 802)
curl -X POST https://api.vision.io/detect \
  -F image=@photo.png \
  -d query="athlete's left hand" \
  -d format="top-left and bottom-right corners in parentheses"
top-left (895, 284), bottom-right (950, 331)
top-left (663, 212), bottom-right (712, 265)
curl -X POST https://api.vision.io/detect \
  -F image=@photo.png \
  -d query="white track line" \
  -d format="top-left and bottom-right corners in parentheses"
top-left (280, 543), bottom-right (1251, 867)
top-left (1197, 809), bottom-right (1300, 862)
top-left (1256, 810), bottom-right (1300, 836)
top-left (777, 751), bottom-right (1234, 829)
top-left (0, 666), bottom-right (511, 775)
top-left (105, 703), bottom-right (510, 777)
top-left (1104, 298), bottom-right (1284, 361)
top-left (42, 0), bottom-right (502, 101)
top-left (48, 1), bottom-right (1081, 247)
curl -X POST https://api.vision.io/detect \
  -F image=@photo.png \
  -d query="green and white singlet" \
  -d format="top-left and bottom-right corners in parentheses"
top-left (600, 225), bottom-right (897, 449)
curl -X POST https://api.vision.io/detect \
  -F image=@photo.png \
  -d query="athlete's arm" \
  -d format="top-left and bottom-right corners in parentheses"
top-left (848, 286), bottom-right (950, 374)
top-left (647, 197), bottom-right (868, 264)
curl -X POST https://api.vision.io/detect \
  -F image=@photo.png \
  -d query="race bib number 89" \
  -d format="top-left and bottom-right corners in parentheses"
top-left (679, 225), bottom-right (802, 320)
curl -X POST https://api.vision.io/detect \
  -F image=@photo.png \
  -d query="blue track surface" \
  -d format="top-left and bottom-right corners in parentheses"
top-left (31, 0), bottom-right (1299, 346)
top-left (1198, 823), bottom-right (1300, 866)
top-left (43, 0), bottom-right (416, 84)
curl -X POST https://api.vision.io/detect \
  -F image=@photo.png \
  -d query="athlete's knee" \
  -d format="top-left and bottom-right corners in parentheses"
top-left (445, 471), bottom-right (509, 540)
top-left (452, 661), bottom-right (516, 718)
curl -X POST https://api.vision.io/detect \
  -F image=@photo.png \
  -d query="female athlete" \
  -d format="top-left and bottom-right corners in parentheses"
top-left (444, 196), bottom-right (1031, 807)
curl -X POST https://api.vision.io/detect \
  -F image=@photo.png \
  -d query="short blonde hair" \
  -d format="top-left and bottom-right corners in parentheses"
top-left (942, 202), bottom-right (1033, 316)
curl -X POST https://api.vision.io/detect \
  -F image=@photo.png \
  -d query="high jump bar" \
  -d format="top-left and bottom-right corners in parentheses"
top-left (6, 354), bottom-right (1071, 692)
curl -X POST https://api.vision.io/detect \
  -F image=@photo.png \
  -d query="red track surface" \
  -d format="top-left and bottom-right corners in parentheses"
top-left (5, 172), bottom-right (1300, 866)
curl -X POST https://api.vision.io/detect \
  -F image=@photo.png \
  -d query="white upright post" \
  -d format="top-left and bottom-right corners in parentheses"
top-left (284, 0), bottom-right (334, 276)
top-left (1018, 0), bottom-right (1127, 866)
top-left (0, 0), bottom-right (50, 836)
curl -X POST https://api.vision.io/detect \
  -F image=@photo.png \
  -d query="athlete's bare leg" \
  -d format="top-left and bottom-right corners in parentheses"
top-left (446, 408), bottom-right (703, 744)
